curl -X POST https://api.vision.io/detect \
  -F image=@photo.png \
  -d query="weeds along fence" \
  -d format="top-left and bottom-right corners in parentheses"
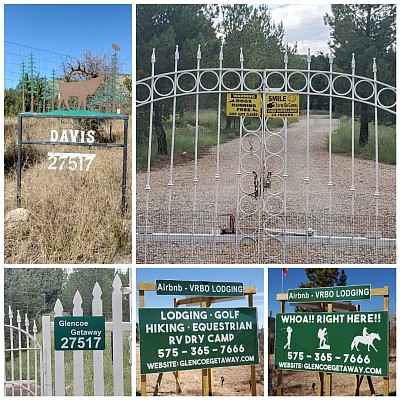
top-left (5, 274), bottom-right (132, 396)
top-left (137, 211), bottom-right (395, 264)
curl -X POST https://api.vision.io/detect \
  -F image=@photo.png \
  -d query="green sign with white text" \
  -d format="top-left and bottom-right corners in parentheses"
top-left (139, 307), bottom-right (258, 374)
top-left (155, 279), bottom-right (244, 297)
top-left (54, 316), bottom-right (105, 351)
top-left (275, 311), bottom-right (388, 377)
top-left (287, 284), bottom-right (371, 303)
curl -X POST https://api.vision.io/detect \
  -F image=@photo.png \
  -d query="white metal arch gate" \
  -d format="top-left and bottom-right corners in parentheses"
top-left (136, 46), bottom-right (396, 264)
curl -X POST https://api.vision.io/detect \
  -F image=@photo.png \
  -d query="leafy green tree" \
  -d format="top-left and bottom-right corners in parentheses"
top-left (295, 268), bottom-right (347, 312)
top-left (60, 269), bottom-right (130, 321)
top-left (4, 268), bottom-right (66, 323)
top-left (4, 88), bottom-right (22, 116)
top-left (217, 5), bottom-right (285, 69)
top-left (299, 268), bottom-right (347, 288)
top-left (324, 5), bottom-right (396, 145)
top-left (136, 4), bottom-right (220, 155)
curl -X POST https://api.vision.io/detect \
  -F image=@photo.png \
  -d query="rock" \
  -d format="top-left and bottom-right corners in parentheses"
top-left (5, 208), bottom-right (30, 228)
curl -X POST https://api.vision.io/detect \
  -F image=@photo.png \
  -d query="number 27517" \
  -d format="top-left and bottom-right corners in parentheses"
top-left (48, 152), bottom-right (96, 171)
top-left (60, 336), bottom-right (102, 349)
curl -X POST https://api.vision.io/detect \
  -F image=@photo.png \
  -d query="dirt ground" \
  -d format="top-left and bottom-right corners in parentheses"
top-left (136, 345), bottom-right (264, 396)
top-left (269, 356), bottom-right (396, 396)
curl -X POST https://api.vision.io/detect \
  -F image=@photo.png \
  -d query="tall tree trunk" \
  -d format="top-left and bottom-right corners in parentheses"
top-left (359, 103), bottom-right (369, 146)
top-left (154, 103), bottom-right (168, 155)
top-left (359, 5), bottom-right (371, 147)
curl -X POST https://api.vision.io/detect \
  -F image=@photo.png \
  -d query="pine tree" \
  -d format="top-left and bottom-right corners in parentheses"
top-left (324, 5), bottom-right (396, 144)
top-left (299, 268), bottom-right (347, 288)
top-left (295, 268), bottom-right (348, 312)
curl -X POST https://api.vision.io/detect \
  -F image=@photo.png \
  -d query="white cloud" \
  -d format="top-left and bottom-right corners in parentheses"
top-left (269, 4), bottom-right (331, 55)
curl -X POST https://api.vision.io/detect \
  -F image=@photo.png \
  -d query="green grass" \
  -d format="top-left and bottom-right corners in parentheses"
top-left (5, 330), bottom-right (132, 396)
top-left (330, 116), bottom-right (396, 165)
top-left (300, 109), bottom-right (330, 116)
top-left (137, 109), bottom-right (298, 169)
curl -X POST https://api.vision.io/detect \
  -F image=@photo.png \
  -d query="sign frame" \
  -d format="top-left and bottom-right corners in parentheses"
top-left (17, 112), bottom-right (129, 213)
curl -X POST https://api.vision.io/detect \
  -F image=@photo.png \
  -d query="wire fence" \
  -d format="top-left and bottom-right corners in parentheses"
top-left (5, 41), bottom-right (72, 89)
top-left (136, 211), bottom-right (396, 264)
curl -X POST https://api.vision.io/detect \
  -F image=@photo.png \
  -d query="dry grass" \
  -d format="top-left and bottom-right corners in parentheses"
top-left (4, 116), bottom-right (132, 264)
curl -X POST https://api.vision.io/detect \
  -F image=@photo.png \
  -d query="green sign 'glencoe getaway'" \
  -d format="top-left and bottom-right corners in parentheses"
top-left (139, 307), bottom-right (258, 374)
top-left (54, 316), bottom-right (106, 351)
top-left (287, 284), bottom-right (371, 303)
top-left (275, 311), bottom-right (388, 377)
top-left (155, 279), bottom-right (244, 297)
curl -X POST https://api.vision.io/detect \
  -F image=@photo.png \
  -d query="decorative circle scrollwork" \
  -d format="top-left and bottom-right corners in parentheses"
top-left (288, 71), bottom-right (307, 92)
top-left (354, 79), bottom-right (375, 101)
top-left (241, 152), bottom-right (261, 174)
top-left (265, 134), bottom-right (285, 154)
top-left (266, 72), bottom-right (285, 91)
top-left (154, 75), bottom-right (175, 97)
top-left (199, 70), bottom-right (219, 91)
top-left (310, 72), bottom-right (330, 94)
top-left (221, 70), bottom-right (242, 91)
top-left (242, 132), bottom-right (261, 152)
top-left (264, 216), bottom-right (285, 237)
top-left (377, 87), bottom-right (396, 108)
top-left (243, 71), bottom-right (264, 91)
top-left (239, 194), bottom-right (258, 216)
top-left (177, 72), bottom-right (197, 93)
top-left (239, 236), bottom-right (257, 257)
top-left (263, 195), bottom-right (284, 216)
top-left (136, 82), bottom-right (151, 103)
top-left (332, 74), bottom-right (352, 96)
top-left (265, 154), bottom-right (285, 175)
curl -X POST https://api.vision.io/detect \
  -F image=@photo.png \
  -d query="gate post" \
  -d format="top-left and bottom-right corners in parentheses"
top-left (276, 299), bottom-right (285, 396)
top-left (248, 293), bottom-right (257, 396)
top-left (41, 315), bottom-right (53, 396)
top-left (383, 286), bottom-right (389, 396)
top-left (200, 300), bottom-right (209, 396)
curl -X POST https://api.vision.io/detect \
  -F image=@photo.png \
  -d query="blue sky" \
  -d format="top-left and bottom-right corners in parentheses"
top-left (4, 4), bottom-right (132, 88)
top-left (268, 267), bottom-right (396, 318)
top-left (136, 268), bottom-right (265, 327)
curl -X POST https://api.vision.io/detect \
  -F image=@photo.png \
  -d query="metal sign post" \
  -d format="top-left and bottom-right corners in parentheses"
top-left (138, 282), bottom-right (259, 396)
top-left (275, 286), bottom-right (390, 396)
top-left (17, 112), bottom-right (129, 213)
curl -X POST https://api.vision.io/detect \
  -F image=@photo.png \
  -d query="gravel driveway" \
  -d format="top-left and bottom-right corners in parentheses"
top-left (137, 116), bottom-right (395, 264)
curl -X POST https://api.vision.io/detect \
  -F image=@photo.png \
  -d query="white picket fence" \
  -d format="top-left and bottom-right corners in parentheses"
top-left (5, 274), bottom-right (132, 396)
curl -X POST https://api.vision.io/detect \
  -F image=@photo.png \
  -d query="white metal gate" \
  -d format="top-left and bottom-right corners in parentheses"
top-left (136, 46), bottom-right (396, 264)
top-left (5, 307), bottom-right (45, 396)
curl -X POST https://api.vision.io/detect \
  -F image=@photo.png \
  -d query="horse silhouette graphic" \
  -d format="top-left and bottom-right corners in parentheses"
top-left (351, 329), bottom-right (381, 352)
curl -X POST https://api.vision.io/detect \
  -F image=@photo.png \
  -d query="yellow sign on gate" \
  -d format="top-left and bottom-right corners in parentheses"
top-left (226, 92), bottom-right (261, 117)
top-left (265, 93), bottom-right (300, 118)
